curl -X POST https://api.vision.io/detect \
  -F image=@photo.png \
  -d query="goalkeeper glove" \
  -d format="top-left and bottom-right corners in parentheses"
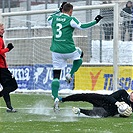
top-left (59, 2), bottom-right (67, 12)
top-left (7, 43), bottom-right (14, 51)
top-left (122, 106), bottom-right (132, 117)
top-left (115, 101), bottom-right (125, 107)
top-left (95, 15), bottom-right (103, 23)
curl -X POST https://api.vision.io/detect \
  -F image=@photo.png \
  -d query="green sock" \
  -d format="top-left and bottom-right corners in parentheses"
top-left (70, 59), bottom-right (82, 76)
top-left (51, 78), bottom-right (60, 100)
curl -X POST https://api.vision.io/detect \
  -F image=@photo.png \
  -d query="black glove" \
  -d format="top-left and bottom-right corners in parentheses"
top-left (95, 15), bottom-right (103, 23)
top-left (59, 2), bottom-right (67, 12)
top-left (7, 43), bottom-right (14, 51)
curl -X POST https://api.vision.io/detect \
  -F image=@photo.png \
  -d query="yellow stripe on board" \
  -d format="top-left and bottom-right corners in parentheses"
top-left (74, 66), bottom-right (133, 92)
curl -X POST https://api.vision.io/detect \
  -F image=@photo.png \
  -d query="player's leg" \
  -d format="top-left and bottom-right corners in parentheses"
top-left (51, 69), bottom-right (61, 100)
top-left (65, 58), bottom-right (82, 84)
top-left (2, 92), bottom-right (16, 112)
top-left (51, 52), bottom-right (67, 99)
top-left (51, 52), bottom-right (67, 111)
top-left (0, 69), bottom-right (18, 93)
top-left (66, 47), bottom-right (83, 83)
top-left (66, 59), bottom-right (82, 83)
top-left (79, 107), bottom-right (108, 117)
top-left (61, 93), bottom-right (91, 102)
top-left (61, 93), bottom-right (96, 102)
top-left (61, 93), bottom-right (107, 107)
top-left (51, 69), bottom-right (61, 112)
top-left (69, 59), bottom-right (82, 76)
top-left (70, 47), bottom-right (83, 76)
top-left (0, 68), bottom-right (17, 112)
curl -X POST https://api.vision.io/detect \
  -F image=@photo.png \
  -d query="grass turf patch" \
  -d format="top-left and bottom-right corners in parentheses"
top-left (0, 93), bottom-right (133, 133)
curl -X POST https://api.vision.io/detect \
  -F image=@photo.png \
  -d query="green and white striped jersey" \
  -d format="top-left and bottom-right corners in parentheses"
top-left (47, 11), bottom-right (97, 54)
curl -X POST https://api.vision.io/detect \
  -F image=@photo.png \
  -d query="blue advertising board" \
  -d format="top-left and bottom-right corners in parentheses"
top-left (9, 64), bottom-right (73, 91)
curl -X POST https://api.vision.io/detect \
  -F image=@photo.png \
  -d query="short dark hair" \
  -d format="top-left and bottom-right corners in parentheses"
top-left (63, 3), bottom-right (73, 12)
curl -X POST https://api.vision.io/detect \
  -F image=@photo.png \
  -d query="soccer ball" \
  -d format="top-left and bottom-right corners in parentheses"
top-left (118, 103), bottom-right (129, 115)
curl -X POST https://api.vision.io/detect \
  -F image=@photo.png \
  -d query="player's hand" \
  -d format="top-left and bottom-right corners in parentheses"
top-left (123, 106), bottom-right (132, 116)
top-left (59, 2), bottom-right (67, 12)
top-left (95, 15), bottom-right (103, 23)
top-left (7, 43), bottom-right (14, 51)
top-left (115, 101), bottom-right (125, 107)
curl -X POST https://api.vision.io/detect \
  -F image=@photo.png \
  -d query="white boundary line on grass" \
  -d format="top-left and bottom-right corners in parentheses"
top-left (0, 106), bottom-right (92, 110)
top-left (0, 106), bottom-right (74, 110)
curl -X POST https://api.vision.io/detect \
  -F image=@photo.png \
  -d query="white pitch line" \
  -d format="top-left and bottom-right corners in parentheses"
top-left (0, 107), bottom-right (6, 109)
top-left (0, 106), bottom-right (73, 110)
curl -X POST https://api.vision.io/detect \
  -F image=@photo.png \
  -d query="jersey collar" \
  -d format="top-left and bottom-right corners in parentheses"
top-left (62, 13), bottom-right (70, 17)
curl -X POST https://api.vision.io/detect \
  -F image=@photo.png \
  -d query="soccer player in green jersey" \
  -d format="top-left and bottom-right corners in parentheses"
top-left (47, 2), bottom-right (103, 111)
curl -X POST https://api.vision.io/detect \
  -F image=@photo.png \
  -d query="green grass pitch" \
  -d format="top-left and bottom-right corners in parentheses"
top-left (0, 93), bottom-right (133, 133)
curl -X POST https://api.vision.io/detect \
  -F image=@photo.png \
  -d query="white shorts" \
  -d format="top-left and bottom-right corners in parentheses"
top-left (52, 49), bottom-right (81, 69)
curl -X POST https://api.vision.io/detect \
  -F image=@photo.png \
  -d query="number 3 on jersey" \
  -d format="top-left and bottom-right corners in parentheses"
top-left (56, 23), bottom-right (62, 38)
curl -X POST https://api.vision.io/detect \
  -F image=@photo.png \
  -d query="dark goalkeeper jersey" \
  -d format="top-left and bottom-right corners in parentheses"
top-left (62, 89), bottom-right (133, 117)
top-left (99, 89), bottom-right (133, 116)
top-left (110, 89), bottom-right (133, 110)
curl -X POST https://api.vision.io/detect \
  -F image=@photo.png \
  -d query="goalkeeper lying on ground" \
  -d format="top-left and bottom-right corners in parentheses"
top-left (59, 89), bottom-right (133, 117)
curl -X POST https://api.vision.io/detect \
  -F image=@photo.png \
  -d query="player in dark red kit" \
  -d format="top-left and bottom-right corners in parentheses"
top-left (0, 23), bottom-right (18, 112)
top-left (60, 89), bottom-right (133, 117)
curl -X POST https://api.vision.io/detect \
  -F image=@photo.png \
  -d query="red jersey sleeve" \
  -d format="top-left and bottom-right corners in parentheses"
top-left (0, 38), bottom-right (9, 55)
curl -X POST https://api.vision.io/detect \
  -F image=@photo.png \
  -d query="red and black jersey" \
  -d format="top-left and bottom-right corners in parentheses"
top-left (0, 35), bottom-right (9, 68)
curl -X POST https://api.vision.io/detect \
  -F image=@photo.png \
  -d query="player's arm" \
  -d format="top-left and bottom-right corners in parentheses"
top-left (70, 15), bottom-right (103, 29)
top-left (80, 21), bottom-right (97, 29)
top-left (109, 90), bottom-right (128, 102)
top-left (0, 46), bottom-right (9, 54)
top-left (0, 40), bottom-right (9, 54)
top-left (111, 89), bottom-right (129, 102)
top-left (106, 90), bottom-right (130, 107)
